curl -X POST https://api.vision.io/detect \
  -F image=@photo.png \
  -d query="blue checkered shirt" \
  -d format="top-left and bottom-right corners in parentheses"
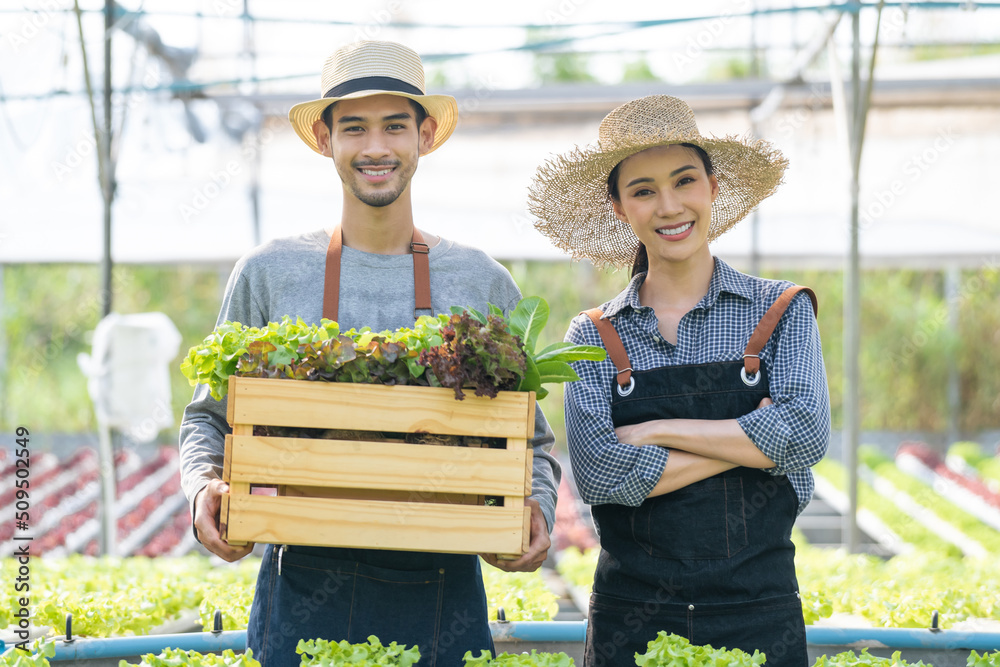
top-left (564, 258), bottom-right (830, 515)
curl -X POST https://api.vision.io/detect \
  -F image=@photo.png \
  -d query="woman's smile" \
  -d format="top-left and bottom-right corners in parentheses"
top-left (655, 221), bottom-right (695, 239)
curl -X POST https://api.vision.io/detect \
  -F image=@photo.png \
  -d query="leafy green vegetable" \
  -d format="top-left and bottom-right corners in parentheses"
top-left (814, 458), bottom-right (961, 556)
top-left (420, 311), bottom-right (525, 400)
top-left (480, 560), bottom-right (559, 621)
top-left (554, 546), bottom-right (599, 597)
top-left (508, 298), bottom-right (606, 400)
top-left (508, 297), bottom-right (548, 357)
top-left (0, 555), bottom-right (259, 638)
top-left (296, 636), bottom-right (420, 666)
top-left (199, 584), bottom-right (254, 633)
top-left (180, 318), bottom-right (341, 400)
top-left (968, 650), bottom-right (1000, 667)
top-left (119, 648), bottom-right (259, 666)
top-left (948, 442), bottom-right (1000, 489)
top-left (179, 298), bottom-right (605, 402)
top-left (812, 648), bottom-right (930, 666)
top-left (859, 446), bottom-right (1000, 553)
top-left (1, 640), bottom-right (54, 667)
top-left (634, 632), bottom-right (766, 666)
top-left (463, 649), bottom-right (574, 666)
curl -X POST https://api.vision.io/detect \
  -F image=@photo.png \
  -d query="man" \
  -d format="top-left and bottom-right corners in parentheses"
top-left (178, 40), bottom-right (561, 666)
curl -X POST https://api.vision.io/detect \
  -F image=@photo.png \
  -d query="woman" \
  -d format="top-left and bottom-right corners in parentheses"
top-left (529, 96), bottom-right (831, 666)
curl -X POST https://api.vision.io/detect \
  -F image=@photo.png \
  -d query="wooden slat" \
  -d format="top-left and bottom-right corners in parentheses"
top-left (524, 449), bottom-right (533, 495)
top-left (225, 423), bottom-right (252, 546)
top-left (525, 392), bottom-right (536, 440)
top-left (520, 506), bottom-right (531, 553)
top-left (220, 494), bottom-right (230, 539)
top-left (228, 435), bottom-right (526, 496)
top-left (281, 485), bottom-right (479, 505)
top-left (220, 494), bottom-right (248, 547)
top-left (223, 435), bottom-right (233, 483)
top-left (227, 377), bottom-right (532, 438)
top-left (226, 495), bottom-right (525, 555)
top-left (226, 376), bottom-right (236, 426)
top-left (505, 438), bottom-right (527, 452)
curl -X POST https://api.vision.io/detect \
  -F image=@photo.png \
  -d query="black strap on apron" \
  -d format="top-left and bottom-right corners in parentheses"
top-left (322, 224), bottom-right (432, 322)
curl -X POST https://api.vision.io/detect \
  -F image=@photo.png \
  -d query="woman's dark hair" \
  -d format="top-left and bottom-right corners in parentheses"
top-left (321, 98), bottom-right (428, 132)
top-left (605, 143), bottom-right (714, 278)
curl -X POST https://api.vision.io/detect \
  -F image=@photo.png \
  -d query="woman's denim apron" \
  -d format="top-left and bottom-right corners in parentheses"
top-left (581, 288), bottom-right (814, 667)
top-left (247, 546), bottom-right (494, 666)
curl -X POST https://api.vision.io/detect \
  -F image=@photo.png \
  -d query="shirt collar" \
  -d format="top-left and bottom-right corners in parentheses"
top-left (600, 257), bottom-right (754, 319)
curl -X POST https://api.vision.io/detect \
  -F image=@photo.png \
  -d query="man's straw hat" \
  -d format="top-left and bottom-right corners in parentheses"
top-left (289, 40), bottom-right (458, 155)
top-left (529, 95), bottom-right (788, 269)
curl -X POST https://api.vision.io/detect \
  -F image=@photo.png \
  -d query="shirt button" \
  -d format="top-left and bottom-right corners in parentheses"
top-left (688, 604), bottom-right (695, 611)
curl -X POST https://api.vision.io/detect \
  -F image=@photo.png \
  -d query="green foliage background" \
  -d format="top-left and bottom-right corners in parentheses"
top-left (2, 260), bottom-right (998, 443)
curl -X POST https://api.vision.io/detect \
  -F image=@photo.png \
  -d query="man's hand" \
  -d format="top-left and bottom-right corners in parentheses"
top-left (480, 498), bottom-right (550, 573)
top-left (194, 479), bottom-right (255, 562)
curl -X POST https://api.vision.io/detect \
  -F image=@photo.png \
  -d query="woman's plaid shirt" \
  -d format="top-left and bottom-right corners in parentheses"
top-left (564, 258), bottom-right (831, 515)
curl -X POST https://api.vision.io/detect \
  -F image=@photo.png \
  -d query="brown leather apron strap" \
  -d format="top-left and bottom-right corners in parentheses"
top-left (583, 308), bottom-right (633, 390)
top-left (743, 286), bottom-right (818, 377)
top-left (585, 285), bottom-right (818, 389)
top-left (410, 227), bottom-right (431, 313)
top-left (322, 226), bottom-right (344, 321)
top-left (323, 225), bottom-right (433, 322)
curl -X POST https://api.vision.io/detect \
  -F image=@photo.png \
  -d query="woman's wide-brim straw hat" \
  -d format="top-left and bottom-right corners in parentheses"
top-left (289, 40), bottom-right (458, 155)
top-left (529, 95), bottom-right (788, 269)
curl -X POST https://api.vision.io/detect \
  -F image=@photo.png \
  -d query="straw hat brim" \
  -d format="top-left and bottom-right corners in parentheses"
top-left (528, 132), bottom-right (788, 269)
top-left (288, 90), bottom-right (459, 156)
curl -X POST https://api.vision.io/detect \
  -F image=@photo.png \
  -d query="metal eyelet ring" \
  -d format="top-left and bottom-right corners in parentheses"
top-left (740, 366), bottom-right (761, 387)
top-left (616, 376), bottom-right (635, 397)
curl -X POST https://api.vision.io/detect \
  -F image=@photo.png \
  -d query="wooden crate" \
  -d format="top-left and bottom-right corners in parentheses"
top-left (221, 376), bottom-right (535, 556)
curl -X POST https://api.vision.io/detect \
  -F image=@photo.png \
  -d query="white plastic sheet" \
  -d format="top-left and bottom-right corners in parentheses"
top-left (77, 312), bottom-right (182, 443)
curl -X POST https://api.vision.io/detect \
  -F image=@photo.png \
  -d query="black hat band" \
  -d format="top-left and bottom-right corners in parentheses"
top-left (324, 76), bottom-right (424, 99)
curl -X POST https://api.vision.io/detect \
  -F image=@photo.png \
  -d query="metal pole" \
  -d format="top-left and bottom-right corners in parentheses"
top-left (945, 265), bottom-right (961, 446)
top-left (843, 4), bottom-right (862, 554)
top-left (98, 419), bottom-right (117, 556)
top-left (244, 0), bottom-right (261, 246)
top-left (749, 0), bottom-right (760, 277)
top-left (100, 0), bottom-right (117, 556)
top-left (842, 0), bottom-right (885, 554)
top-left (101, 0), bottom-right (114, 318)
top-left (0, 264), bottom-right (6, 426)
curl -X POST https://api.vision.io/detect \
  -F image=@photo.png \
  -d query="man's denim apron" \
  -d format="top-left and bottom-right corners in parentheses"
top-left (244, 226), bottom-right (495, 666)
top-left (246, 546), bottom-right (494, 666)
top-left (581, 292), bottom-right (814, 667)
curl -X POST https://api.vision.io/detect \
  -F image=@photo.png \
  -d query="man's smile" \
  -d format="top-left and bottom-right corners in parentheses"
top-left (356, 163), bottom-right (398, 182)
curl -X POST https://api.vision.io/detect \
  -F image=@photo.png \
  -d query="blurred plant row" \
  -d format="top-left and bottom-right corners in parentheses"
top-left (1, 261), bottom-right (998, 436)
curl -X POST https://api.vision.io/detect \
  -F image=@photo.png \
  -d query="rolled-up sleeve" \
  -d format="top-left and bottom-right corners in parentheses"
top-left (564, 315), bottom-right (668, 506)
top-left (527, 407), bottom-right (561, 534)
top-left (737, 291), bottom-right (831, 474)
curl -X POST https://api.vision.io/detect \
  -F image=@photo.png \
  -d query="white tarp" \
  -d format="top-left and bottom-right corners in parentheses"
top-left (77, 312), bottom-right (182, 443)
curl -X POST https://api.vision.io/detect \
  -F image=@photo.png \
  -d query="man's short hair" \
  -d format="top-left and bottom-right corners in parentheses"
top-left (321, 98), bottom-right (428, 132)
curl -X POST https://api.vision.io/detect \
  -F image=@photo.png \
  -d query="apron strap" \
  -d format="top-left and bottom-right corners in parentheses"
top-left (583, 308), bottom-right (633, 389)
top-left (743, 286), bottom-right (818, 376)
top-left (323, 225), bottom-right (432, 322)
top-left (584, 285), bottom-right (818, 389)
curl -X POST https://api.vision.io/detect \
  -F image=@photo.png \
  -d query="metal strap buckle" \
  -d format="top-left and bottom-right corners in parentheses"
top-left (740, 356), bottom-right (761, 387)
top-left (616, 369), bottom-right (635, 397)
top-left (410, 241), bottom-right (430, 254)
